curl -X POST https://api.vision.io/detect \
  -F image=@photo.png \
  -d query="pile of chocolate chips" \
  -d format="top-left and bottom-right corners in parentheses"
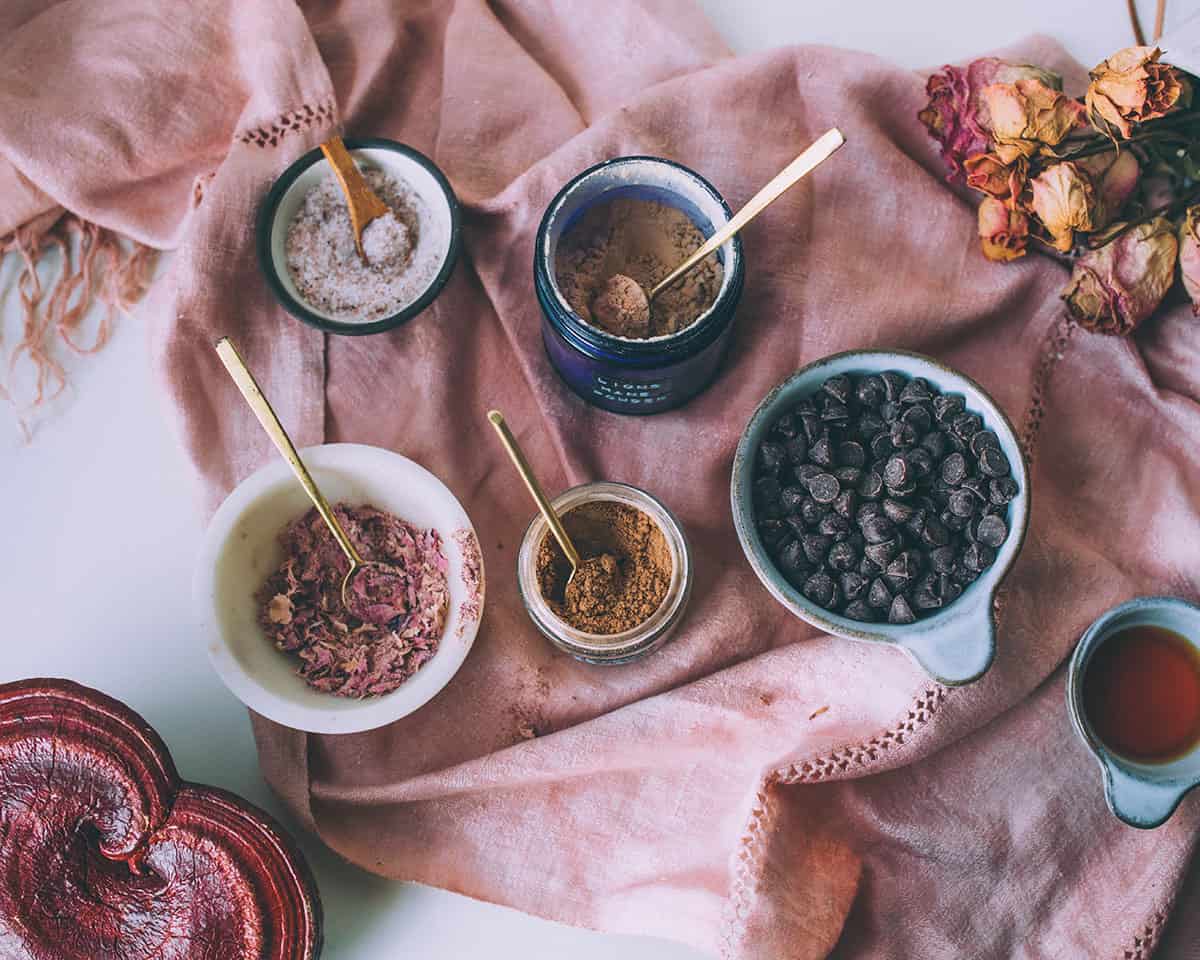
top-left (753, 370), bottom-right (1017, 624)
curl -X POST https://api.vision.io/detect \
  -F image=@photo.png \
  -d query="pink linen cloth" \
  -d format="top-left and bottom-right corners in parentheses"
top-left (2, 2), bottom-right (1199, 956)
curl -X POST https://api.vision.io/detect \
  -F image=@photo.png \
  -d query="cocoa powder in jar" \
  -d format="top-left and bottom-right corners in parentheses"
top-left (535, 501), bottom-right (672, 634)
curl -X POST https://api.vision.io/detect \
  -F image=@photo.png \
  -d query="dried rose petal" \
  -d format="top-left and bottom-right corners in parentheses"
top-left (1086, 45), bottom-right (1192, 138)
top-left (978, 197), bottom-right (1029, 262)
top-left (919, 58), bottom-right (1063, 181)
top-left (1029, 162), bottom-right (1097, 252)
top-left (964, 153), bottom-right (1028, 202)
top-left (1062, 217), bottom-right (1178, 335)
top-left (982, 77), bottom-right (1086, 152)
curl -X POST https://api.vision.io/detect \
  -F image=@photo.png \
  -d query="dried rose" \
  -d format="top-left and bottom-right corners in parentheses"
top-left (1076, 149), bottom-right (1140, 228)
top-left (983, 77), bottom-right (1086, 151)
top-left (919, 59), bottom-right (1063, 180)
top-left (964, 153), bottom-right (1028, 202)
top-left (1062, 217), bottom-right (1177, 334)
top-left (978, 197), bottom-right (1029, 261)
top-left (1029, 162), bottom-right (1097, 252)
top-left (1178, 206), bottom-right (1200, 314)
top-left (1085, 46), bottom-right (1192, 139)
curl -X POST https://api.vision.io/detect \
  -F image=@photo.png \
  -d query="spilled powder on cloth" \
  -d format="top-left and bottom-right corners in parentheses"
top-left (257, 503), bottom-right (449, 698)
top-left (535, 501), bottom-right (672, 634)
top-left (554, 196), bottom-right (723, 338)
top-left (284, 167), bottom-right (442, 322)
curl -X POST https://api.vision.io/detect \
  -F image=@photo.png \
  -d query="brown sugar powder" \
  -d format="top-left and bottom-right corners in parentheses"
top-left (554, 196), bottom-right (723, 339)
top-left (535, 501), bottom-right (672, 635)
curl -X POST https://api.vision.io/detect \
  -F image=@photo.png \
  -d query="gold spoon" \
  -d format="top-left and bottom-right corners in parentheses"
top-left (216, 337), bottom-right (406, 626)
top-left (319, 134), bottom-right (391, 261)
top-left (591, 127), bottom-right (846, 332)
top-left (486, 410), bottom-right (582, 583)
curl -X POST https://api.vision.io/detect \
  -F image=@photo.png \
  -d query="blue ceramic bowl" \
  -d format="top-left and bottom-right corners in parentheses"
top-left (1067, 596), bottom-right (1200, 829)
top-left (731, 349), bottom-right (1031, 685)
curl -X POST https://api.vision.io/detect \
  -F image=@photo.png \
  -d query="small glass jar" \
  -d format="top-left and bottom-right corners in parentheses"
top-left (534, 156), bottom-right (745, 415)
top-left (517, 482), bottom-right (693, 664)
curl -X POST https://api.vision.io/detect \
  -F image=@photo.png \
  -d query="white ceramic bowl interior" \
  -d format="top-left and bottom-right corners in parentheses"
top-left (268, 146), bottom-right (455, 324)
top-left (194, 443), bottom-right (484, 734)
top-left (732, 350), bottom-right (1030, 685)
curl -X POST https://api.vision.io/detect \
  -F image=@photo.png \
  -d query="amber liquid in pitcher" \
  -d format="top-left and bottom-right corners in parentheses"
top-left (1082, 625), bottom-right (1200, 763)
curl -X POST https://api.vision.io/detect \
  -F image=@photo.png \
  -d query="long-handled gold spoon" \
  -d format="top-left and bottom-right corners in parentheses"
top-left (319, 134), bottom-right (391, 261)
top-left (216, 337), bottom-right (407, 625)
top-left (487, 410), bottom-right (582, 583)
top-left (591, 127), bottom-right (846, 332)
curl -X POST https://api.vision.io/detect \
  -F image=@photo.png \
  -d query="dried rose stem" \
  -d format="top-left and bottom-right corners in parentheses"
top-left (1153, 0), bottom-right (1167, 42)
top-left (1127, 0), bottom-right (1147, 45)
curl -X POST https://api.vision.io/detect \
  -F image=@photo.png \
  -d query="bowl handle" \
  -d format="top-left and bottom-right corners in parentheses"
top-left (1102, 761), bottom-right (1188, 829)
top-left (898, 592), bottom-right (997, 686)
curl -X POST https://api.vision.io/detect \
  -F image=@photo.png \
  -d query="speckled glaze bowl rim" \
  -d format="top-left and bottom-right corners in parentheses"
top-left (256, 137), bottom-right (462, 336)
top-left (730, 348), bottom-right (1031, 686)
top-left (516, 481), bottom-right (693, 663)
top-left (1066, 595), bottom-right (1200, 829)
top-left (534, 154), bottom-right (744, 358)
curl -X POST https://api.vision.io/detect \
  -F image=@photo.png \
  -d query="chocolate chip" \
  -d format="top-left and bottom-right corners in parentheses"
top-left (837, 440), bottom-right (866, 468)
top-left (857, 411), bottom-right (886, 439)
top-left (907, 447), bottom-right (934, 479)
top-left (840, 571), bottom-right (868, 602)
top-left (759, 442), bottom-right (786, 474)
top-left (941, 452), bottom-right (967, 486)
top-left (880, 371), bottom-right (906, 401)
top-left (976, 514), bottom-right (1008, 548)
top-left (921, 514), bottom-right (950, 546)
top-left (862, 515), bottom-right (896, 545)
top-left (867, 578), bottom-right (892, 608)
top-left (808, 473), bottom-right (840, 504)
top-left (821, 374), bottom-right (852, 404)
top-left (781, 486), bottom-right (806, 514)
top-left (858, 470), bottom-right (884, 500)
top-left (890, 421), bottom-right (918, 449)
top-left (844, 599), bottom-right (876, 622)
top-left (882, 498), bottom-right (914, 524)
top-left (951, 411), bottom-right (982, 440)
top-left (833, 489), bottom-right (857, 519)
top-left (827, 541), bottom-right (857, 572)
top-left (912, 575), bottom-right (943, 610)
top-left (809, 434), bottom-right (834, 466)
top-left (933, 394), bottom-right (965, 423)
top-left (777, 539), bottom-right (807, 579)
top-left (989, 477), bottom-right (1018, 505)
top-left (864, 539), bottom-right (899, 567)
top-left (921, 430), bottom-right (948, 459)
top-left (901, 403), bottom-right (933, 435)
top-left (801, 533), bottom-right (832, 565)
top-left (962, 542), bottom-right (996, 572)
top-left (856, 375), bottom-right (886, 407)
top-left (834, 466), bottom-right (863, 486)
top-left (899, 378), bottom-right (932, 404)
top-left (799, 498), bottom-right (825, 527)
top-left (784, 436), bottom-right (808, 465)
top-left (947, 490), bottom-right (976, 518)
top-left (819, 513), bottom-right (851, 539)
top-left (978, 446), bottom-right (1011, 478)
top-left (929, 545), bottom-right (957, 573)
top-left (802, 572), bottom-right (836, 607)
top-left (869, 432), bottom-right (894, 460)
top-left (888, 593), bottom-right (916, 624)
top-left (969, 430), bottom-right (1000, 457)
top-left (883, 454), bottom-right (909, 490)
top-left (821, 399), bottom-right (850, 423)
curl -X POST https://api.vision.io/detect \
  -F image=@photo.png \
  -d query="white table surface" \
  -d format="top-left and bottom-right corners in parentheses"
top-left (0, 3), bottom-right (1158, 957)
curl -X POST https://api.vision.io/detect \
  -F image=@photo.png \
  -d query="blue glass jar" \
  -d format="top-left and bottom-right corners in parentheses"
top-left (534, 156), bottom-right (745, 414)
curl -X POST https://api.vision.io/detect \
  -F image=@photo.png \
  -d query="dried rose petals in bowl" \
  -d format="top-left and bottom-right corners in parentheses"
top-left (195, 443), bottom-right (484, 734)
top-left (258, 504), bottom-right (450, 699)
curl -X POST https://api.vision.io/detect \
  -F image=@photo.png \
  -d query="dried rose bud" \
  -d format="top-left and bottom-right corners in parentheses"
top-left (978, 197), bottom-right (1029, 261)
top-left (964, 153), bottom-right (1028, 202)
top-left (1086, 45), bottom-right (1192, 139)
top-left (919, 59), bottom-right (1063, 180)
top-left (1062, 217), bottom-right (1178, 335)
top-left (1029, 162), bottom-right (1098, 252)
top-left (983, 77), bottom-right (1086, 151)
top-left (1076, 149), bottom-right (1140, 228)
top-left (1178, 206), bottom-right (1200, 315)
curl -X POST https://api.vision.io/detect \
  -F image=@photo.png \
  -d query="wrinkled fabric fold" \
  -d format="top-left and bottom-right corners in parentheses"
top-left (1, 2), bottom-right (1197, 956)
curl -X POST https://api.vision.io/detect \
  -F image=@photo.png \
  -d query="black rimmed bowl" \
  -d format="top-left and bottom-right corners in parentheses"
top-left (731, 349), bottom-right (1031, 686)
top-left (257, 137), bottom-right (461, 336)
